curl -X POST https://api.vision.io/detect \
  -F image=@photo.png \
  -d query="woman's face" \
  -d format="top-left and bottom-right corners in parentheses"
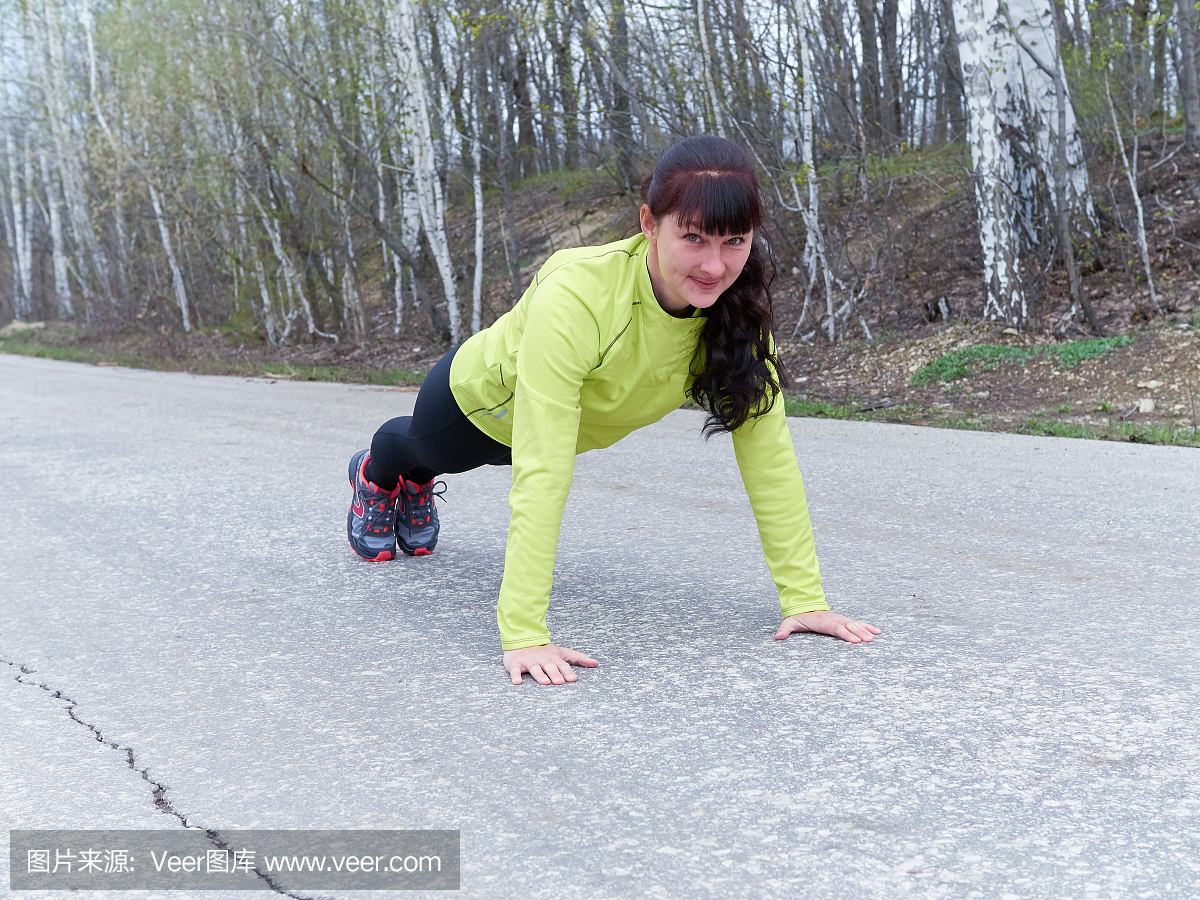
top-left (640, 204), bottom-right (753, 315)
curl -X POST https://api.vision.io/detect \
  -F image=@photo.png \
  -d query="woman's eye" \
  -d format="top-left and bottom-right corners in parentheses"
top-left (727, 236), bottom-right (745, 245)
top-left (684, 233), bottom-right (701, 243)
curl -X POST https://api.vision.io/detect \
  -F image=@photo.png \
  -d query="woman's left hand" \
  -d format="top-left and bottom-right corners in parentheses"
top-left (774, 611), bottom-right (881, 644)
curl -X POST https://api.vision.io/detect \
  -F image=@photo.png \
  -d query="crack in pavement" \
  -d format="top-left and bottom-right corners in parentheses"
top-left (2, 656), bottom-right (325, 900)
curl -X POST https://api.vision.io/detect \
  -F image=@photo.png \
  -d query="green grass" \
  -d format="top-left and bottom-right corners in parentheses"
top-left (911, 345), bottom-right (1030, 384)
top-left (1125, 422), bottom-right (1200, 446)
top-left (486, 166), bottom-right (608, 205)
top-left (782, 397), bottom-right (924, 423)
top-left (876, 402), bottom-right (924, 419)
top-left (781, 390), bottom-right (1199, 447)
top-left (0, 338), bottom-right (150, 369)
top-left (814, 140), bottom-right (970, 182)
top-left (0, 337), bottom-right (426, 386)
top-left (1017, 419), bottom-right (1102, 440)
top-left (1049, 335), bottom-right (1136, 367)
top-left (9, 328), bottom-right (1191, 447)
top-left (910, 335), bottom-right (1136, 386)
top-left (783, 397), bottom-right (859, 419)
top-left (1016, 417), bottom-right (1200, 446)
top-left (864, 142), bottom-right (971, 180)
top-left (257, 363), bottom-right (425, 386)
top-left (932, 415), bottom-right (990, 432)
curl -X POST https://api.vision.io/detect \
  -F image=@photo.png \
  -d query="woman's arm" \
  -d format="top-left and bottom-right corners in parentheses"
top-left (731, 387), bottom-right (828, 615)
top-left (495, 283), bottom-right (601, 656)
top-left (730, 384), bottom-right (881, 643)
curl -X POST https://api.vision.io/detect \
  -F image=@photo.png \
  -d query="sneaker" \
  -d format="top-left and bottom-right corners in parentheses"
top-left (396, 477), bottom-right (446, 556)
top-left (346, 449), bottom-right (400, 561)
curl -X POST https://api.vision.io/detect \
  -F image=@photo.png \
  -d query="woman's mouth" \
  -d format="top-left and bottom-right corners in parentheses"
top-left (691, 276), bottom-right (721, 290)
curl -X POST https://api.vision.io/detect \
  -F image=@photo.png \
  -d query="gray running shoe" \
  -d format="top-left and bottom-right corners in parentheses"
top-left (346, 449), bottom-right (399, 561)
top-left (396, 477), bottom-right (446, 556)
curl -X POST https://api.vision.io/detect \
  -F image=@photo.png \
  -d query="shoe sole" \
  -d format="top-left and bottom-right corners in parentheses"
top-left (397, 535), bottom-right (437, 557)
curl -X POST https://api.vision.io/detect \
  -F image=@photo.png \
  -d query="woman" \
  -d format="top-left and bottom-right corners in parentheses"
top-left (346, 135), bottom-right (880, 686)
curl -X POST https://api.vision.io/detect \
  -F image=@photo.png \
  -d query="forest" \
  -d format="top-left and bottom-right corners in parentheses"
top-left (0, 0), bottom-right (1197, 357)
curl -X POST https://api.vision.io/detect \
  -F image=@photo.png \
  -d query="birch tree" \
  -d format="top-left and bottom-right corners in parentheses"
top-left (146, 175), bottom-right (192, 331)
top-left (36, 140), bottom-right (74, 319)
top-left (954, 0), bottom-right (1026, 321)
top-left (1001, 0), bottom-right (1095, 237)
top-left (389, 0), bottom-right (460, 343)
top-left (1177, 0), bottom-right (1200, 149)
top-left (1105, 72), bottom-right (1160, 315)
top-left (1001, 0), bottom-right (1101, 331)
top-left (792, 2), bottom-right (837, 340)
top-left (696, 0), bottom-right (727, 138)
top-left (0, 0), bottom-right (1182, 340)
top-left (36, 0), bottom-right (113, 309)
top-left (0, 18), bottom-right (32, 318)
top-left (471, 95), bottom-right (484, 336)
top-left (953, 0), bottom-right (1096, 325)
top-left (81, 0), bottom-right (131, 304)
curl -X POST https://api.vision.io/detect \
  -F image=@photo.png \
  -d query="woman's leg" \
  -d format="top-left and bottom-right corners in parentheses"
top-left (349, 344), bottom-right (510, 559)
top-left (364, 344), bottom-right (510, 489)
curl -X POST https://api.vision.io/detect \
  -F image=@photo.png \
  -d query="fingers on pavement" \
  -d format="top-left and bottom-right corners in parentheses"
top-left (562, 648), bottom-right (599, 666)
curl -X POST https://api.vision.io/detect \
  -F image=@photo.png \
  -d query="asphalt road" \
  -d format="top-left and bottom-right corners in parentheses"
top-left (2, 353), bottom-right (1198, 900)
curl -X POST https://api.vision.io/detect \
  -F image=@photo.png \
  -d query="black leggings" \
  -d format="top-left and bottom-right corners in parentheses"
top-left (365, 345), bottom-right (512, 490)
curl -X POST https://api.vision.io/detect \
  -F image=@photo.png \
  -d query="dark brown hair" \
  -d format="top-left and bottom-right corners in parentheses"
top-left (642, 135), bottom-right (787, 436)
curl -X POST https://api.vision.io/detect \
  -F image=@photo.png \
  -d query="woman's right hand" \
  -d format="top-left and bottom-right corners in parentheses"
top-left (504, 644), bottom-right (599, 685)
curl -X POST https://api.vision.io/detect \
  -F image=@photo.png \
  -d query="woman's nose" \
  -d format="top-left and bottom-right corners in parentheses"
top-left (698, 243), bottom-right (724, 276)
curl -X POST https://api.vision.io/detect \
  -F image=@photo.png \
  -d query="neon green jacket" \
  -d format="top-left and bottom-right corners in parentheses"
top-left (449, 234), bottom-right (828, 650)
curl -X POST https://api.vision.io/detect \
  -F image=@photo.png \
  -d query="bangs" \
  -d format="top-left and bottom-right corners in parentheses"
top-left (662, 170), bottom-right (761, 236)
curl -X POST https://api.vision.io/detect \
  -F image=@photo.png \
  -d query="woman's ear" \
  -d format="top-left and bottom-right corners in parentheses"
top-left (639, 204), bottom-right (657, 243)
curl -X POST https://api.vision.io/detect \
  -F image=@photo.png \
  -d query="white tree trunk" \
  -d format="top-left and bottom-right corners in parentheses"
top-left (794, 6), bottom-right (837, 340)
top-left (472, 118), bottom-right (484, 337)
top-left (23, 6), bottom-right (71, 319)
top-left (954, 0), bottom-right (1096, 324)
top-left (378, 174), bottom-right (405, 335)
top-left (254, 254), bottom-right (279, 345)
top-left (247, 187), bottom-right (337, 342)
top-left (147, 178), bottom-right (192, 331)
top-left (391, 249), bottom-right (405, 335)
top-left (22, 132), bottom-right (36, 314)
top-left (342, 209), bottom-right (367, 339)
top-left (1, 33), bottom-right (32, 318)
top-left (232, 179), bottom-right (278, 344)
top-left (1178, 0), bottom-right (1200, 149)
top-left (248, 227), bottom-right (280, 344)
top-left (36, 143), bottom-right (74, 319)
top-left (0, 192), bottom-right (14, 316)
top-left (696, 0), bottom-right (727, 139)
top-left (394, 169), bottom-right (422, 331)
top-left (81, 0), bottom-right (130, 303)
top-left (1001, 0), bottom-right (1101, 330)
top-left (389, 0), bottom-right (460, 343)
top-left (37, 0), bottom-right (114, 308)
top-left (194, 21), bottom-right (279, 343)
top-left (362, 6), bottom-right (407, 336)
top-left (1105, 74), bottom-right (1160, 314)
top-left (953, 0), bottom-right (1025, 322)
top-left (1003, 0), bottom-right (1095, 233)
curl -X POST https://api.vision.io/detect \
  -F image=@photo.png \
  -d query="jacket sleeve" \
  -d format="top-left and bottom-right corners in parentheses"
top-left (730, 388), bottom-right (829, 618)
top-left (496, 282), bottom-right (600, 650)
